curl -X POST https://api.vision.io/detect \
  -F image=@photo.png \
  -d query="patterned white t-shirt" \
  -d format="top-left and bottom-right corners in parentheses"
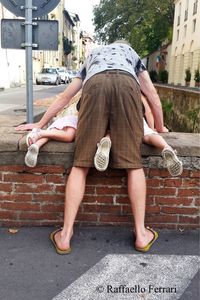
top-left (76, 43), bottom-right (146, 85)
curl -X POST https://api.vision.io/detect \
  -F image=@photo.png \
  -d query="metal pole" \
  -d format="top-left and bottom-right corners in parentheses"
top-left (25, 0), bottom-right (33, 123)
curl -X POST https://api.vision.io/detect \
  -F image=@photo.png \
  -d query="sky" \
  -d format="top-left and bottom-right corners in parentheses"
top-left (64, 0), bottom-right (100, 35)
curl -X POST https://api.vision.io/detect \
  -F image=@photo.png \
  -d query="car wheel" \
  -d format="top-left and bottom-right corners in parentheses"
top-left (36, 80), bottom-right (40, 85)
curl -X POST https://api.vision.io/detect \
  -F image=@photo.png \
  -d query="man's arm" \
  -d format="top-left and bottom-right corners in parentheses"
top-left (15, 78), bottom-right (82, 131)
top-left (138, 71), bottom-right (164, 132)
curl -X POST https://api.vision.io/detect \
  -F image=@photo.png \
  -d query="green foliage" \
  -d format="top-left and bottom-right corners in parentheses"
top-left (149, 70), bottom-right (158, 82)
top-left (158, 70), bottom-right (168, 83)
top-left (194, 69), bottom-right (200, 83)
top-left (185, 68), bottom-right (191, 82)
top-left (161, 99), bottom-right (173, 115)
top-left (186, 107), bottom-right (200, 131)
top-left (93, 0), bottom-right (174, 56)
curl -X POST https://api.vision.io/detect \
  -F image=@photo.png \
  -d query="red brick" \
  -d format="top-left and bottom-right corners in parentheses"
top-left (41, 204), bottom-right (64, 212)
top-left (85, 186), bottom-right (96, 195)
top-left (182, 179), bottom-right (200, 187)
top-left (100, 214), bottom-right (133, 223)
top-left (87, 176), bottom-right (123, 186)
top-left (0, 202), bottom-right (40, 211)
top-left (15, 183), bottom-right (54, 193)
top-left (146, 178), bottom-right (164, 187)
top-left (96, 186), bottom-right (127, 195)
top-left (146, 215), bottom-right (178, 223)
top-left (46, 174), bottom-right (66, 183)
top-left (161, 206), bottom-right (199, 215)
top-left (33, 194), bottom-right (64, 202)
top-left (122, 205), bottom-right (132, 214)
top-left (19, 212), bottom-right (62, 220)
top-left (179, 216), bottom-right (199, 224)
top-left (155, 197), bottom-right (193, 206)
top-left (147, 187), bottom-right (176, 196)
top-left (115, 196), bottom-right (129, 204)
top-left (146, 197), bottom-right (155, 205)
top-left (83, 204), bottom-right (121, 214)
top-left (0, 193), bottom-right (33, 202)
top-left (164, 179), bottom-right (182, 187)
top-left (178, 189), bottom-right (199, 197)
top-left (0, 166), bottom-right (25, 172)
top-left (83, 195), bottom-right (114, 204)
top-left (0, 183), bottom-right (13, 192)
top-left (54, 185), bottom-right (65, 194)
top-left (148, 223), bottom-right (177, 229)
top-left (146, 206), bottom-right (160, 213)
top-left (0, 211), bottom-right (17, 219)
top-left (76, 213), bottom-right (98, 222)
top-left (149, 169), bottom-right (171, 177)
top-left (149, 169), bottom-right (190, 178)
top-left (195, 198), bottom-right (200, 206)
top-left (4, 173), bottom-right (45, 184)
top-left (190, 170), bottom-right (200, 178)
top-left (27, 165), bottom-right (65, 174)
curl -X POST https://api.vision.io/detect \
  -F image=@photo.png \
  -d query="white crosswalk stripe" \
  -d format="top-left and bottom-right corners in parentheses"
top-left (52, 254), bottom-right (199, 300)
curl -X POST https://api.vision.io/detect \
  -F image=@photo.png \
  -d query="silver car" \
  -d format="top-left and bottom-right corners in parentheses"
top-left (56, 67), bottom-right (70, 84)
top-left (36, 68), bottom-right (61, 85)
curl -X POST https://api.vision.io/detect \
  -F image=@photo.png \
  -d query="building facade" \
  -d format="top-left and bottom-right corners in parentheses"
top-left (168, 0), bottom-right (200, 86)
top-left (0, 1), bottom-right (84, 88)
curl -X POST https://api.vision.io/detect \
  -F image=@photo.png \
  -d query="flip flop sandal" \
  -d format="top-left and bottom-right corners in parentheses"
top-left (25, 144), bottom-right (39, 168)
top-left (26, 128), bottom-right (42, 147)
top-left (50, 229), bottom-right (71, 255)
top-left (94, 137), bottom-right (112, 171)
top-left (162, 147), bottom-right (183, 177)
top-left (135, 227), bottom-right (158, 253)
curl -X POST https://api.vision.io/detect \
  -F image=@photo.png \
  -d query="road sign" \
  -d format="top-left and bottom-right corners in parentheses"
top-left (0, 0), bottom-right (60, 18)
top-left (1, 19), bottom-right (58, 50)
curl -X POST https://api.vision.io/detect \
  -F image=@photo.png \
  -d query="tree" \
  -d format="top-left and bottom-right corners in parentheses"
top-left (93, 0), bottom-right (174, 56)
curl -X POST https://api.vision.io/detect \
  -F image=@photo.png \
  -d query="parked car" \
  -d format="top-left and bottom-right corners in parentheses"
top-left (66, 70), bottom-right (78, 82)
top-left (56, 67), bottom-right (70, 84)
top-left (36, 68), bottom-right (61, 85)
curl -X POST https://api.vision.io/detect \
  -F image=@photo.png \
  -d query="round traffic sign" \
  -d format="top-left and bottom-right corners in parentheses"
top-left (0, 0), bottom-right (60, 18)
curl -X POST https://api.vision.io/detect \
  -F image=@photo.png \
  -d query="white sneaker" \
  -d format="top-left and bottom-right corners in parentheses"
top-left (162, 147), bottom-right (183, 177)
top-left (25, 144), bottom-right (39, 168)
top-left (94, 137), bottom-right (112, 171)
top-left (26, 128), bottom-right (42, 147)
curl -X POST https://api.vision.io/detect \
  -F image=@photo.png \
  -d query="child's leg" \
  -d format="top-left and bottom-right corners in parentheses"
top-left (143, 134), bottom-right (170, 151)
top-left (38, 127), bottom-right (76, 142)
top-left (143, 134), bottom-right (183, 177)
top-left (24, 128), bottom-right (75, 168)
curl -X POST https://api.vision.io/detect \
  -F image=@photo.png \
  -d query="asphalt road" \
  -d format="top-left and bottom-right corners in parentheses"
top-left (0, 84), bottom-right (67, 113)
top-left (0, 227), bottom-right (199, 300)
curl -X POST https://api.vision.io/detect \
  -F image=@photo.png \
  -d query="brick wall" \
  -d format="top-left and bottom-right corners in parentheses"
top-left (0, 164), bottom-right (199, 229)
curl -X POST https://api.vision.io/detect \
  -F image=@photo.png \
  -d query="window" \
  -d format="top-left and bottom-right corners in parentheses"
top-left (177, 29), bottom-right (179, 41)
top-left (193, 0), bottom-right (198, 15)
top-left (192, 19), bottom-right (196, 32)
top-left (177, 3), bottom-right (181, 25)
top-left (184, 25), bottom-right (187, 37)
top-left (185, 0), bottom-right (189, 20)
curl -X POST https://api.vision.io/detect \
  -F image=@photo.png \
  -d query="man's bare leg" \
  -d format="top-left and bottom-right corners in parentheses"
top-left (127, 168), bottom-right (154, 248)
top-left (54, 166), bottom-right (89, 250)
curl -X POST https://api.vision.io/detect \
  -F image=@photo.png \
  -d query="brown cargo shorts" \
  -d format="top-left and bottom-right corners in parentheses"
top-left (73, 70), bottom-right (144, 169)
